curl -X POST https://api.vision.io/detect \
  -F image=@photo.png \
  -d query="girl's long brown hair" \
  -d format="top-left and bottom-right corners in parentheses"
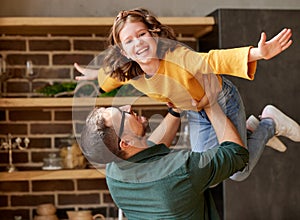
top-left (103, 8), bottom-right (178, 82)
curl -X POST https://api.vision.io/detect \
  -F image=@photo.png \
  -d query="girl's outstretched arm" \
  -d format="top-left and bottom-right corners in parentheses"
top-left (248, 28), bottom-right (293, 62)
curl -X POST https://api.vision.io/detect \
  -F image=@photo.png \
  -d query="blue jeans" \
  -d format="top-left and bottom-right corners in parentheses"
top-left (187, 77), bottom-right (274, 181)
top-left (232, 118), bottom-right (275, 180)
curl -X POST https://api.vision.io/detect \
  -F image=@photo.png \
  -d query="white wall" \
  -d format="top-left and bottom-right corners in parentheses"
top-left (1, 0), bottom-right (300, 17)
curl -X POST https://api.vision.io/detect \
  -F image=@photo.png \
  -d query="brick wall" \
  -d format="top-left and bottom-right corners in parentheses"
top-left (0, 32), bottom-right (194, 219)
top-left (0, 178), bottom-right (117, 220)
top-left (0, 105), bottom-right (179, 220)
top-left (0, 34), bottom-right (196, 98)
top-left (0, 106), bottom-right (171, 170)
top-left (0, 35), bottom-right (106, 97)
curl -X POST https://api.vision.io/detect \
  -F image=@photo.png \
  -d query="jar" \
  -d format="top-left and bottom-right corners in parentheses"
top-left (42, 153), bottom-right (63, 170)
top-left (60, 142), bottom-right (86, 169)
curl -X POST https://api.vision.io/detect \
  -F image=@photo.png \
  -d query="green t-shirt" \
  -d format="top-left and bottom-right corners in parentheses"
top-left (106, 141), bottom-right (248, 220)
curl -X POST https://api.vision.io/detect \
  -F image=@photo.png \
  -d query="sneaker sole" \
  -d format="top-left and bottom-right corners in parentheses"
top-left (247, 115), bottom-right (287, 152)
top-left (262, 105), bottom-right (300, 142)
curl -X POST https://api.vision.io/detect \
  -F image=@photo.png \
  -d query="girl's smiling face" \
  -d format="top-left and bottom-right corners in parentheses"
top-left (119, 21), bottom-right (158, 65)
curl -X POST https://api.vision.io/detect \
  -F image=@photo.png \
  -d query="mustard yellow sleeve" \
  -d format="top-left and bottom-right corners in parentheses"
top-left (203, 46), bottom-right (257, 80)
top-left (167, 46), bottom-right (257, 81)
top-left (97, 68), bottom-right (125, 92)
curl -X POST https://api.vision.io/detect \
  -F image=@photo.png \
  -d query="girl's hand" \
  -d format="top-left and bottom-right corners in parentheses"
top-left (74, 63), bottom-right (99, 81)
top-left (249, 28), bottom-right (293, 62)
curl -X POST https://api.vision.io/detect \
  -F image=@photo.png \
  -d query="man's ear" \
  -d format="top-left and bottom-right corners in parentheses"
top-left (119, 139), bottom-right (133, 150)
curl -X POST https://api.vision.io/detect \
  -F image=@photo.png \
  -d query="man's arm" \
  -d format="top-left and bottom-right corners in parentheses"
top-left (189, 75), bottom-right (248, 189)
top-left (148, 108), bottom-right (181, 147)
top-left (202, 74), bottom-right (245, 147)
top-left (205, 104), bottom-right (245, 147)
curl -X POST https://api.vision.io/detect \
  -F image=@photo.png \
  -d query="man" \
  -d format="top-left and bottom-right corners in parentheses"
top-left (80, 77), bottom-right (299, 219)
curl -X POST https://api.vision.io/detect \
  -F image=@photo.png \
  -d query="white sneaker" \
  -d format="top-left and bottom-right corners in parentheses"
top-left (246, 115), bottom-right (287, 152)
top-left (261, 105), bottom-right (300, 142)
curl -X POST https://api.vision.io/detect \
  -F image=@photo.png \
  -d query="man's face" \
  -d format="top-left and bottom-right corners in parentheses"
top-left (100, 105), bottom-right (148, 138)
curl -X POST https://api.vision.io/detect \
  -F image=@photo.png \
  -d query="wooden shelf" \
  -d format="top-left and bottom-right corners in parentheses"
top-left (0, 17), bottom-right (215, 37)
top-left (0, 97), bottom-right (165, 108)
top-left (0, 169), bottom-right (105, 181)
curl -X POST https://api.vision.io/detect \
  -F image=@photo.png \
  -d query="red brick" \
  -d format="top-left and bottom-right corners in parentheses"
top-left (30, 123), bottom-right (72, 134)
top-left (6, 81), bottom-right (30, 93)
top-left (6, 54), bottom-right (49, 65)
top-left (11, 195), bottom-right (54, 206)
top-left (12, 151), bottom-right (29, 163)
top-left (27, 138), bottom-right (51, 149)
top-left (32, 180), bottom-right (74, 191)
top-left (74, 40), bottom-right (106, 51)
top-left (0, 124), bottom-right (27, 135)
top-left (0, 209), bottom-right (30, 220)
top-left (77, 179), bottom-right (108, 190)
top-left (0, 40), bottom-right (26, 51)
top-left (37, 67), bottom-right (71, 79)
top-left (55, 110), bottom-right (72, 121)
top-left (9, 110), bottom-right (51, 121)
top-left (29, 40), bottom-right (70, 51)
top-left (0, 110), bottom-right (5, 121)
top-left (72, 109), bottom-right (93, 121)
top-left (103, 193), bottom-right (114, 203)
top-left (53, 54), bottom-right (94, 65)
top-left (0, 195), bottom-right (8, 207)
top-left (2, 68), bottom-right (25, 79)
top-left (0, 152), bottom-right (9, 163)
top-left (58, 193), bottom-right (100, 205)
top-left (0, 181), bottom-right (29, 192)
top-left (0, 151), bottom-right (28, 164)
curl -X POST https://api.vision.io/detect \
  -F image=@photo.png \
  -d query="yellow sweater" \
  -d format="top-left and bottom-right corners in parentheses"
top-left (98, 46), bottom-right (257, 111)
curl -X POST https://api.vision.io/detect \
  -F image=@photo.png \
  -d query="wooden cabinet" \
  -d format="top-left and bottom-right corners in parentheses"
top-left (0, 169), bottom-right (105, 181)
top-left (0, 97), bottom-right (165, 108)
top-left (0, 17), bottom-right (215, 37)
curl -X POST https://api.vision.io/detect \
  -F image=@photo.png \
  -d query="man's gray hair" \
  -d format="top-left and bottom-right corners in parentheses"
top-left (80, 108), bottom-right (123, 164)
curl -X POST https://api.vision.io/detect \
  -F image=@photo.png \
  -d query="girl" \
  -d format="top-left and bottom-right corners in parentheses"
top-left (75, 8), bottom-right (293, 181)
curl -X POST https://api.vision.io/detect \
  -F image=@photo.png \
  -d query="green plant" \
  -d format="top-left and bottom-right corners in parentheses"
top-left (36, 82), bottom-right (77, 96)
top-left (36, 82), bottom-right (144, 97)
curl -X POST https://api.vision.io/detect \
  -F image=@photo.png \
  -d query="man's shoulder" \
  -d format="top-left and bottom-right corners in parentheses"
top-left (106, 147), bottom-right (191, 183)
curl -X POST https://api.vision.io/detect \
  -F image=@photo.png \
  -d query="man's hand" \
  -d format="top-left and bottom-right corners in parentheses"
top-left (191, 74), bottom-right (221, 110)
top-left (249, 28), bottom-right (293, 62)
top-left (74, 63), bottom-right (99, 81)
top-left (203, 74), bottom-right (222, 107)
